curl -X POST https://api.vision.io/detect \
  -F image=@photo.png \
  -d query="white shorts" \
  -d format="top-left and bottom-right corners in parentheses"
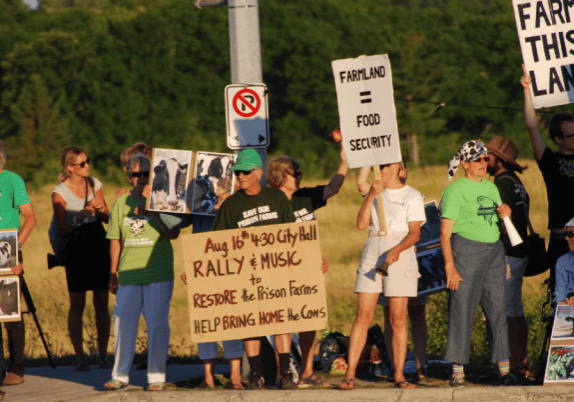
top-left (505, 255), bottom-right (528, 317)
top-left (354, 234), bottom-right (420, 297)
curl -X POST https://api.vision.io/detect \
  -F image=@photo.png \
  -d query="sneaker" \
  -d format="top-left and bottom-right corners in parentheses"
top-left (450, 374), bottom-right (466, 388)
top-left (246, 373), bottom-right (265, 390)
top-left (279, 373), bottom-right (298, 390)
top-left (499, 372), bottom-right (519, 386)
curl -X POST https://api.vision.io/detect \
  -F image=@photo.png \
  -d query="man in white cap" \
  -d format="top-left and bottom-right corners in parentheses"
top-left (211, 148), bottom-right (297, 390)
top-left (554, 217), bottom-right (574, 306)
top-left (486, 136), bottom-right (530, 382)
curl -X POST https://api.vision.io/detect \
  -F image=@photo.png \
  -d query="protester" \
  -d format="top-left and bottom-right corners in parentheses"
top-left (521, 68), bottom-right (574, 283)
top-left (211, 148), bottom-right (297, 390)
top-left (116, 142), bottom-right (152, 197)
top-left (485, 136), bottom-right (531, 381)
top-left (441, 140), bottom-right (515, 387)
top-left (52, 147), bottom-right (111, 371)
top-left (340, 162), bottom-right (425, 390)
top-left (554, 217), bottom-right (574, 306)
top-left (266, 149), bottom-right (347, 388)
top-left (0, 141), bottom-right (37, 391)
top-left (357, 163), bottom-right (428, 382)
top-left (104, 153), bottom-right (179, 391)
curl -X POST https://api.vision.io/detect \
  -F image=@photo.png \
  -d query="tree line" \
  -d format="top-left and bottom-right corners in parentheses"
top-left (0, 0), bottom-right (564, 187)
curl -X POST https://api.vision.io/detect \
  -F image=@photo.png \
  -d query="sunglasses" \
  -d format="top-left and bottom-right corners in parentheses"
top-left (470, 156), bottom-right (490, 163)
top-left (566, 231), bottom-right (574, 238)
top-left (291, 171), bottom-right (302, 179)
top-left (131, 171), bottom-right (150, 178)
top-left (72, 158), bottom-right (90, 168)
top-left (234, 170), bottom-right (254, 177)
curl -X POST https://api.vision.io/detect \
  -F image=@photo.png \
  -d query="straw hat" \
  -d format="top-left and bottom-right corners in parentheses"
top-left (485, 136), bottom-right (525, 173)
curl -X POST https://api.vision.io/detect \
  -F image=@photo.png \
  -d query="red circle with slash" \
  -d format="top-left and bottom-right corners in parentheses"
top-left (233, 89), bottom-right (261, 118)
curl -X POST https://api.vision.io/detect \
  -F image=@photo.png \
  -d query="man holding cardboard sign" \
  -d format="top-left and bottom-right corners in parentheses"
top-left (211, 148), bottom-right (297, 390)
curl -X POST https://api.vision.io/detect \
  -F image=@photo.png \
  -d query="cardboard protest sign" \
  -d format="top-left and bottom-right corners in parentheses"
top-left (543, 304), bottom-right (574, 384)
top-left (182, 221), bottom-right (327, 343)
top-left (147, 148), bottom-right (194, 214)
top-left (513, 0), bottom-right (574, 108)
top-left (331, 54), bottom-right (401, 169)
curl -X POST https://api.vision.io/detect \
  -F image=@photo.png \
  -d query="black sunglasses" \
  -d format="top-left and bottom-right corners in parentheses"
top-left (291, 171), bottom-right (302, 179)
top-left (566, 231), bottom-right (574, 238)
top-left (131, 171), bottom-right (150, 178)
top-left (73, 158), bottom-right (90, 168)
top-left (234, 170), bottom-right (254, 177)
top-left (470, 156), bottom-right (490, 163)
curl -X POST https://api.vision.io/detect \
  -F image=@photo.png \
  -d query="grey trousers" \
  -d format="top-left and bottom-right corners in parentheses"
top-left (444, 234), bottom-right (509, 365)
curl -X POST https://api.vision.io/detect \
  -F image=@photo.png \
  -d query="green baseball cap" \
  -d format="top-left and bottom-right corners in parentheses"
top-left (231, 149), bottom-right (262, 171)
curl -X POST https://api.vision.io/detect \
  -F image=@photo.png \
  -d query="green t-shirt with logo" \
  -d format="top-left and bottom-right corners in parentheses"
top-left (0, 170), bottom-right (30, 231)
top-left (440, 177), bottom-right (502, 243)
top-left (106, 194), bottom-right (174, 285)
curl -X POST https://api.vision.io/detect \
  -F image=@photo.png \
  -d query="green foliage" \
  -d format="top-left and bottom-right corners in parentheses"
top-left (0, 0), bottom-right (543, 184)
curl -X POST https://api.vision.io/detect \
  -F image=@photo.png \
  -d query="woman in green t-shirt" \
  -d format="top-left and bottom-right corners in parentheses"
top-left (441, 140), bottom-right (515, 387)
top-left (104, 154), bottom-right (180, 391)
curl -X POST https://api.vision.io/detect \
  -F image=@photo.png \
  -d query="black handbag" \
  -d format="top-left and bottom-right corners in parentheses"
top-left (523, 215), bottom-right (549, 277)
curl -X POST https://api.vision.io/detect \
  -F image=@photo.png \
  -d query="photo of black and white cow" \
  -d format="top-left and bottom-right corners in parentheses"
top-left (192, 152), bottom-right (236, 216)
top-left (0, 231), bottom-right (18, 270)
top-left (149, 149), bottom-right (193, 213)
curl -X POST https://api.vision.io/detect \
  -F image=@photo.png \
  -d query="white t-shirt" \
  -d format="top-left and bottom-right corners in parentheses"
top-left (369, 185), bottom-right (426, 233)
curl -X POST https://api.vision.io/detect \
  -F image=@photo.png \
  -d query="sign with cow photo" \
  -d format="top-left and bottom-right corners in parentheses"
top-left (0, 276), bottom-right (20, 322)
top-left (543, 304), bottom-right (574, 385)
top-left (192, 152), bottom-right (237, 216)
top-left (0, 230), bottom-right (18, 275)
top-left (148, 148), bottom-right (194, 214)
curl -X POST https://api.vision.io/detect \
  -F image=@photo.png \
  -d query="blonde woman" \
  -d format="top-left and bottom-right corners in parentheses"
top-left (52, 147), bottom-right (111, 371)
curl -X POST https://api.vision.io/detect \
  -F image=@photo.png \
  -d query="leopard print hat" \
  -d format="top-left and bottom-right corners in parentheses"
top-left (447, 140), bottom-right (490, 181)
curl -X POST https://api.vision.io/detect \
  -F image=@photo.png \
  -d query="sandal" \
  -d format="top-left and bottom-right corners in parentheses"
top-left (104, 379), bottom-right (128, 390)
top-left (394, 380), bottom-right (415, 389)
top-left (414, 368), bottom-right (426, 381)
top-left (339, 378), bottom-right (354, 390)
top-left (299, 373), bottom-right (331, 388)
top-left (224, 381), bottom-right (245, 390)
top-left (197, 381), bottom-right (214, 389)
top-left (146, 382), bottom-right (165, 391)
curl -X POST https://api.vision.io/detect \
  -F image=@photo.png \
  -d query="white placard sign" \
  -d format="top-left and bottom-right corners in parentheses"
top-left (513, 0), bottom-right (574, 109)
top-left (225, 84), bottom-right (270, 149)
top-left (332, 55), bottom-right (401, 169)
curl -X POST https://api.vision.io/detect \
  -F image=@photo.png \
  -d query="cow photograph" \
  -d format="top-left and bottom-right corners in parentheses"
top-left (192, 152), bottom-right (236, 216)
top-left (0, 276), bottom-right (20, 322)
top-left (551, 305), bottom-right (574, 340)
top-left (148, 148), bottom-right (194, 214)
top-left (0, 230), bottom-right (18, 273)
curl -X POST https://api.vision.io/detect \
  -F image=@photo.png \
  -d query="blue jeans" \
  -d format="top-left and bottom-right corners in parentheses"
top-left (444, 235), bottom-right (509, 365)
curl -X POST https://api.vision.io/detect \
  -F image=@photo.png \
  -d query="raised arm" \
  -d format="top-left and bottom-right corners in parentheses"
top-left (323, 144), bottom-right (348, 200)
top-left (521, 65), bottom-right (546, 160)
top-left (357, 179), bottom-right (382, 230)
top-left (356, 167), bottom-right (371, 195)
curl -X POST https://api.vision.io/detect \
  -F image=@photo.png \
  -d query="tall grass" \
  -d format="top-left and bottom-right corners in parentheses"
top-left (16, 160), bottom-right (550, 367)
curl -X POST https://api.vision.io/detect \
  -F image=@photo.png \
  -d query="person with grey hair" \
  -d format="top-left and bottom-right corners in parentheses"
top-left (52, 146), bottom-right (111, 371)
top-left (0, 140), bottom-right (37, 390)
top-left (104, 153), bottom-right (180, 391)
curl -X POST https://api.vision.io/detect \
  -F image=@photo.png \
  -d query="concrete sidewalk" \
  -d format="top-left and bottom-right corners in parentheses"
top-left (2, 364), bottom-right (573, 401)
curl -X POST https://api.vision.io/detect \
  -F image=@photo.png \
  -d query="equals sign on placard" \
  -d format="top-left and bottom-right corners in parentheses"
top-left (360, 91), bottom-right (371, 104)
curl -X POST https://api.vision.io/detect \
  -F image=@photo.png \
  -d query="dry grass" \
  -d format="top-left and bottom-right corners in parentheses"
top-left (15, 160), bottom-right (550, 361)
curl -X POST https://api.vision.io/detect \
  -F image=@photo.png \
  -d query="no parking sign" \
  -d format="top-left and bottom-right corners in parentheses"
top-left (225, 84), bottom-right (269, 149)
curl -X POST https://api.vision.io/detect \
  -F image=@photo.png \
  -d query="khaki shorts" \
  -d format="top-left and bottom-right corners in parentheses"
top-left (354, 234), bottom-right (420, 297)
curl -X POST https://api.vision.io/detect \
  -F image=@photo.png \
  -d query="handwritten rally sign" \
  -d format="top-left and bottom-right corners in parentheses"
top-left (182, 221), bottom-right (328, 343)
top-left (513, 0), bottom-right (574, 108)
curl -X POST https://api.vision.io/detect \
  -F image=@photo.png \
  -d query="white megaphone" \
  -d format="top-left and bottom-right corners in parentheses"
top-left (497, 201), bottom-right (522, 247)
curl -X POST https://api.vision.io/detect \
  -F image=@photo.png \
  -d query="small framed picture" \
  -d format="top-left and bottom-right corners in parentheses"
top-left (148, 148), bottom-right (194, 214)
top-left (544, 345), bottom-right (574, 383)
top-left (552, 305), bottom-right (574, 340)
top-left (0, 276), bottom-right (20, 322)
top-left (416, 246), bottom-right (446, 297)
top-left (0, 229), bottom-right (18, 275)
top-left (192, 152), bottom-right (237, 216)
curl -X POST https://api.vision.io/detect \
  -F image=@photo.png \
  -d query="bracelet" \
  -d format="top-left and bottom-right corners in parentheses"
top-left (72, 216), bottom-right (81, 227)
